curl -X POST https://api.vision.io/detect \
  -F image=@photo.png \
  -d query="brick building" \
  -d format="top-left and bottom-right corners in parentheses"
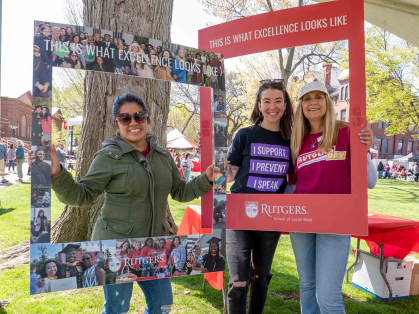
top-left (1, 91), bottom-right (63, 143)
top-left (1, 91), bottom-right (32, 141)
top-left (319, 64), bottom-right (418, 160)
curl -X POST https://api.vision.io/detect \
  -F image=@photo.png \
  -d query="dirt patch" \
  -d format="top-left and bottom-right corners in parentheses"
top-left (342, 293), bottom-right (364, 302)
top-left (0, 241), bottom-right (30, 270)
top-left (272, 292), bottom-right (300, 300)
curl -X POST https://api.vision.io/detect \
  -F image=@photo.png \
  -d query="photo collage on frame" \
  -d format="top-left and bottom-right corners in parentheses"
top-left (213, 87), bottom-right (227, 229)
top-left (30, 21), bottom-right (226, 295)
top-left (30, 232), bottom-right (225, 295)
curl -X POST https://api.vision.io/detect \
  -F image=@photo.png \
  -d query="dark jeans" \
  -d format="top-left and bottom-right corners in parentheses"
top-left (8, 160), bottom-right (15, 171)
top-left (227, 230), bottom-right (281, 314)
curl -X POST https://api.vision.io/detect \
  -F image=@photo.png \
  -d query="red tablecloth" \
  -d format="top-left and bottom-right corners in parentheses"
top-left (177, 205), bottom-right (212, 236)
top-left (353, 212), bottom-right (419, 259)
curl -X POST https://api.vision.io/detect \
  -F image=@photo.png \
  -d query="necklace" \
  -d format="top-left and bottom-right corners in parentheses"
top-left (310, 135), bottom-right (323, 149)
top-left (310, 136), bottom-right (317, 149)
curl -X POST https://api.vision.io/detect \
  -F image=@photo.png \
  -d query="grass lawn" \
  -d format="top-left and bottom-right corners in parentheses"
top-left (1, 178), bottom-right (419, 313)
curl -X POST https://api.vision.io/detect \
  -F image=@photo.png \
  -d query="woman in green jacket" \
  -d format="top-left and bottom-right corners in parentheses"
top-left (51, 93), bottom-right (214, 314)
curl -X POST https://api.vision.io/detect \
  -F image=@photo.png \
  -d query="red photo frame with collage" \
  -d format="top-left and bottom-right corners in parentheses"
top-left (199, 0), bottom-right (369, 235)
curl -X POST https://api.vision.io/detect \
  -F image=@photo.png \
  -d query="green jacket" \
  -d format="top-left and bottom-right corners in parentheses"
top-left (51, 136), bottom-right (212, 240)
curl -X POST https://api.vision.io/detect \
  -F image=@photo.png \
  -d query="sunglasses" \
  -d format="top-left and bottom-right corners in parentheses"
top-left (260, 79), bottom-right (285, 85)
top-left (116, 111), bottom-right (149, 125)
top-left (71, 54), bottom-right (78, 57)
top-left (82, 257), bottom-right (91, 261)
top-left (33, 49), bottom-right (41, 53)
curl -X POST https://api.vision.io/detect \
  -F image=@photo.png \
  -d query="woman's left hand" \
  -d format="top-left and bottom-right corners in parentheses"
top-left (205, 164), bottom-right (215, 183)
top-left (358, 128), bottom-right (374, 151)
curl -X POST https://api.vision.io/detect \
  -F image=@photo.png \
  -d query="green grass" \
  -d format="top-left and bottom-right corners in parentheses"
top-left (376, 179), bottom-right (419, 187)
top-left (369, 179), bottom-right (419, 221)
top-left (1, 178), bottom-right (419, 313)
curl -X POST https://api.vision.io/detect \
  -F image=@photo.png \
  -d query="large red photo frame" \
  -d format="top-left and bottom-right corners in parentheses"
top-left (198, 0), bottom-right (368, 235)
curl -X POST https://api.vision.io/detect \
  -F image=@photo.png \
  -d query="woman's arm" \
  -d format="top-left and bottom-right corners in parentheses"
top-left (51, 152), bottom-right (113, 206)
top-left (95, 266), bottom-right (106, 286)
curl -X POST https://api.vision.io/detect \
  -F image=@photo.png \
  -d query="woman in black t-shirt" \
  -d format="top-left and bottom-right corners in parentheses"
top-left (226, 80), bottom-right (294, 314)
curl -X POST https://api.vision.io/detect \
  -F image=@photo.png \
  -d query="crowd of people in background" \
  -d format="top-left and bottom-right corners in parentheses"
top-left (377, 161), bottom-right (419, 181)
top-left (169, 147), bottom-right (200, 183)
top-left (33, 23), bottom-right (225, 90)
top-left (0, 138), bottom-right (26, 183)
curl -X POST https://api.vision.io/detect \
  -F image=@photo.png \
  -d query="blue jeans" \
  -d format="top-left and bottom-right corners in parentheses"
top-left (103, 278), bottom-right (173, 314)
top-left (183, 169), bottom-right (191, 183)
top-left (378, 170), bottom-right (383, 179)
top-left (290, 233), bottom-right (350, 314)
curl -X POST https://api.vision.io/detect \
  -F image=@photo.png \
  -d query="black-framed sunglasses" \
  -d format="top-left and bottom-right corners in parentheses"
top-left (33, 49), bottom-right (41, 53)
top-left (116, 111), bottom-right (149, 125)
top-left (260, 79), bottom-right (285, 85)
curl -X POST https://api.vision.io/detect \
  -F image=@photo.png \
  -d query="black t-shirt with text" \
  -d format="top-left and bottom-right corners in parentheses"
top-left (228, 124), bottom-right (290, 194)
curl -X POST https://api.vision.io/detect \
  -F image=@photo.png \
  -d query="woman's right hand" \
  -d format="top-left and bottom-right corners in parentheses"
top-left (51, 145), bottom-right (62, 178)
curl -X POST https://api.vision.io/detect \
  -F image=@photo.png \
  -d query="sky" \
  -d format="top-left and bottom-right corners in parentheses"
top-left (0, 0), bottom-right (222, 98)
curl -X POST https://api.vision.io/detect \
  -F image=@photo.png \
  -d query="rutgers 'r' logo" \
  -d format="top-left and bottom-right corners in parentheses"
top-left (245, 202), bottom-right (258, 218)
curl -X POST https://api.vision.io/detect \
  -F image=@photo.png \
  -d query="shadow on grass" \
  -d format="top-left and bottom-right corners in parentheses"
top-left (369, 187), bottom-right (419, 204)
top-left (0, 208), bottom-right (16, 216)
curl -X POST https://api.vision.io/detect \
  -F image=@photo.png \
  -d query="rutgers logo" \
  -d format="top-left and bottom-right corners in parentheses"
top-left (245, 201), bottom-right (258, 218)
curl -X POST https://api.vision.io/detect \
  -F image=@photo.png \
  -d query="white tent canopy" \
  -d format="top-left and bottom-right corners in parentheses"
top-left (315, 0), bottom-right (419, 47)
top-left (67, 116), bottom-right (83, 127)
top-left (167, 128), bottom-right (184, 142)
top-left (166, 128), bottom-right (199, 149)
top-left (396, 153), bottom-right (414, 162)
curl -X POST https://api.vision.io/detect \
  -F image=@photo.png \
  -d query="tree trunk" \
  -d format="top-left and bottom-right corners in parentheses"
top-left (52, 0), bottom-right (175, 243)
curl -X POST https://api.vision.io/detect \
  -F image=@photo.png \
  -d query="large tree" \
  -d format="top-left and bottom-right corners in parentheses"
top-left (52, 0), bottom-right (175, 243)
top-left (364, 26), bottom-right (419, 137)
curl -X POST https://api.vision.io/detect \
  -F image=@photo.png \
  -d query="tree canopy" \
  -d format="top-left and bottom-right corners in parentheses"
top-left (365, 26), bottom-right (419, 137)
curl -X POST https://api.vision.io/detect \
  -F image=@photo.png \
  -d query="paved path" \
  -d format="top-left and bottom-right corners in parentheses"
top-left (376, 185), bottom-right (419, 190)
top-left (0, 163), bottom-right (31, 188)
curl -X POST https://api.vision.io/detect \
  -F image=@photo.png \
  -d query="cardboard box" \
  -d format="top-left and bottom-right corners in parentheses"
top-left (352, 251), bottom-right (414, 300)
top-left (408, 258), bottom-right (419, 295)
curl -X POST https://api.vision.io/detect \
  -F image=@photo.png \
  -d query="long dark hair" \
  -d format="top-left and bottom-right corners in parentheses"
top-left (37, 209), bottom-right (47, 219)
top-left (118, 239), bottom-right (131, 253)
top-left (39, 260), bottom-right (62, 279)
top-left (42, 107), bottom-right (51, 121)
top-left (141, 237), bottom-right (154, 251)
top-left (168, 236), bottom-right (182, 257)
top-left (250, 81), bottom-right (294, 140)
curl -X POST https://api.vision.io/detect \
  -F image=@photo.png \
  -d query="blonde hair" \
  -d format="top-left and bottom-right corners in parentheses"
top-left (16, 140), bottom-right (23, 146)
top-left (291, 93), bottom-right (342, 163)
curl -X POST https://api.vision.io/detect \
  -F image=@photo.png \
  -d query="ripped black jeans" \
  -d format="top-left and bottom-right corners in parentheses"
top-left (226, 230), bottom-right (281, 314)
